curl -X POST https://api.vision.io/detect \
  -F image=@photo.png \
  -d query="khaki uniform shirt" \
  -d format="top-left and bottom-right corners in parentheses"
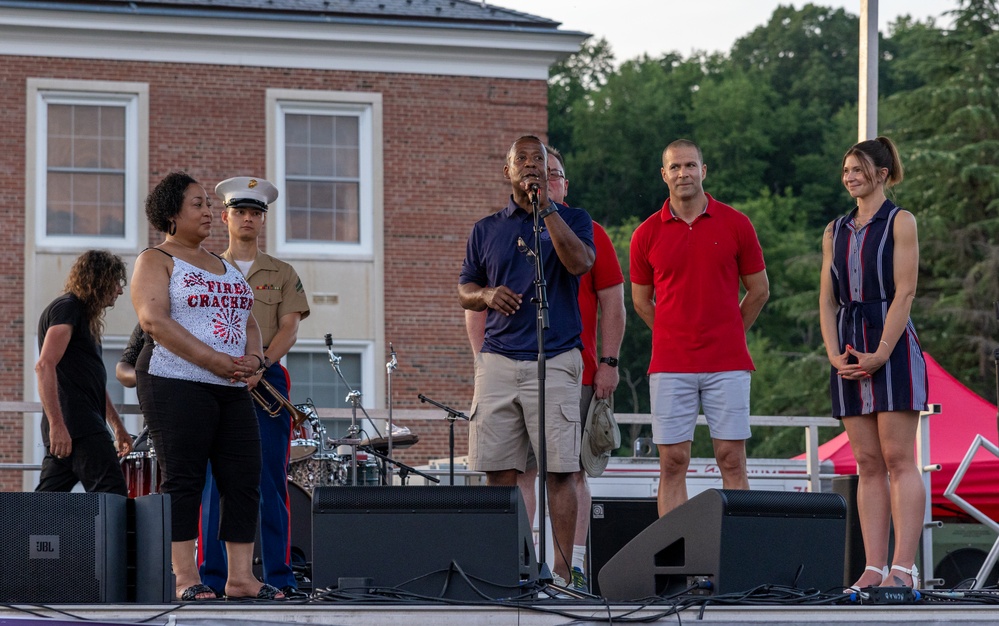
top-left (222, 250), bottom-right (310, 348)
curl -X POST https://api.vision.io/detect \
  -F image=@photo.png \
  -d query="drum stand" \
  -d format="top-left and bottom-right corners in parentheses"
top-left (356, 444), bottom-right (438, 485)
top-left (324, 333), bottom-right (377, 486)
top-left (385, 343), bottom-right (398, 483)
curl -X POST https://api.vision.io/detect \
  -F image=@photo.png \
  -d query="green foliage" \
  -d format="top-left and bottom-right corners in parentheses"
top-left (883, 0), bottom-right (999, 398)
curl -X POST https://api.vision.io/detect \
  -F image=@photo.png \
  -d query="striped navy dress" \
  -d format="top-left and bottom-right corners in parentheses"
top-left (829, 199), bottom-right (929, 418)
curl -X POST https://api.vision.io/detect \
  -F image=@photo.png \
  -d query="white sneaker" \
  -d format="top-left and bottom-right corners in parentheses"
top-left (550, 573), bottom-right (568, 587)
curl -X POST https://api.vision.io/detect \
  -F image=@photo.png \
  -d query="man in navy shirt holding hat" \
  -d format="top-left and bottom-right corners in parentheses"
top-left (199, 176), bottom-right (310, 599)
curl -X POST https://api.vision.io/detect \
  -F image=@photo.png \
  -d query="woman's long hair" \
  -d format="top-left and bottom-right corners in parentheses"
top-left (64, 250), bottom-right (127, 341)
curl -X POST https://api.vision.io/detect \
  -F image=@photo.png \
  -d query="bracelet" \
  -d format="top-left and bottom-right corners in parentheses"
top-left (252, 354), bottom-right (266, 374)
top-left (879, 340), bottom-right (889, 350)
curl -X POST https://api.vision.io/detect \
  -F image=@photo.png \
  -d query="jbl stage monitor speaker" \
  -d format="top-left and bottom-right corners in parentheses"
top-left (598, 489), bottom-right (846, 600)
top-left (0, 492), bottom-right (127, 603)
top-left (312, 486), bottom-right (537, 600)
top-left (129, 494), bottom-right (172, 603)
top-left (588, 497), bottom-right (659, 596)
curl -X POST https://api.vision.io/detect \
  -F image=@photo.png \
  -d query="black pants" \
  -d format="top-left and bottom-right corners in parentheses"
top-left (36, 431), bottom-right (128, 496)
top-left (136, 372), bottom-right (261, 543)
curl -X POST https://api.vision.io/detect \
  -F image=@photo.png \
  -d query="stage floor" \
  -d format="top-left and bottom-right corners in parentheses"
top-left (3, 594), bottom-right (999, 626)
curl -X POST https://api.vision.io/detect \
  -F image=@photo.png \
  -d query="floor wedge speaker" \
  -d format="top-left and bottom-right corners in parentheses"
top-left (0, 492), bottom-right (127, 603)
top-left (588, 497), bottom-right (659, 596)
top-left (312, 486), bottom-right (537, 600)
top-left (597, 489), bottom-right (846, 600)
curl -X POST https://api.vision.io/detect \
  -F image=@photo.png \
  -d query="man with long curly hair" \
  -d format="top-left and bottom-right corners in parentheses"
top-left (35, 249), bottom-right (133, 494)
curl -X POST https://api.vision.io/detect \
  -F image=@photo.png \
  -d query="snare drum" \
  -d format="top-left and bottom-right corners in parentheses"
top-left (289, 420), bottom-right (318, 462)
top-left (289, 403), bottom-right (321, 462)
top-left (122, 450), bottom-right (160, 498)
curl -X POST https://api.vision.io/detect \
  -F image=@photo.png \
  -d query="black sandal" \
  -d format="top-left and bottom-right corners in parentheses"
top-left (225, 583), bottom-right (285, 601)
top-left (179, 583), bottom-right (220, 601)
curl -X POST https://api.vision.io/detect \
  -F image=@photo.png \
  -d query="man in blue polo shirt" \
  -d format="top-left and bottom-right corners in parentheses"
top-left (459, 135), bottom-right (594, 586)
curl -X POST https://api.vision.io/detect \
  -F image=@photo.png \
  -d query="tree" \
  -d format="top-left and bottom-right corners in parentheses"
top-left (547, 37), bottom-right (615, 152)
top-left (884, 0), bottom-right (999, 398)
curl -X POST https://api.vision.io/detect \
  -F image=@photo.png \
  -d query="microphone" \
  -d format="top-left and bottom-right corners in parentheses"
top-left (527, 182), bottom-right (540, 204)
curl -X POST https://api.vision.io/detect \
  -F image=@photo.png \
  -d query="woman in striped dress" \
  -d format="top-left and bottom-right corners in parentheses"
top-left (819, 136), bottom-right (928, 592)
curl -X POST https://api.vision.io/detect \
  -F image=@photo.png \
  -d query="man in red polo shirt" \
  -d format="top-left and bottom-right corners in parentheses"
top-left (630, 139), bottom-right (769, 517)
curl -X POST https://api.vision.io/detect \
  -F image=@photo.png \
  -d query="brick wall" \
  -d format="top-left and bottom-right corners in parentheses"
top-left (0, 55), bottom-right (547, 490)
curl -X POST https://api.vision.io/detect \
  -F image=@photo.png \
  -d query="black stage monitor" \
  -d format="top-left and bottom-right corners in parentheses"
top-left (312, 486), bottom-right (537, 601)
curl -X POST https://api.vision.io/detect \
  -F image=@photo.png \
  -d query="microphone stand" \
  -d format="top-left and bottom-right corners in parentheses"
top-left (324, 333), bottom-right (375, 486)
top-left (528, 187), bottom-right (554, 585)
top-left (386, 343), bottom-right (398, 484)
top-left (356, 444), bottom-right (439, 484)
top-left (417, 394), bottom-right (470, 485)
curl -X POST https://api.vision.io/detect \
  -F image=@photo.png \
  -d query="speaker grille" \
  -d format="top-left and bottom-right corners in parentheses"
top-left (718, 489), bottom-right (846, 518)
top-left (0, 493), bottom-right (102, 603)
top-left (312, 485), bottom-right (516, 513)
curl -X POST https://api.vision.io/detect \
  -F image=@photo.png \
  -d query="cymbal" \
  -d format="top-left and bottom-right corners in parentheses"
top-left (358, 433), bottom-right (419, 453)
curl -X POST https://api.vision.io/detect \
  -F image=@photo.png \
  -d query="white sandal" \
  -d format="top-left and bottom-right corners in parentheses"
top-left (888, 564), bottom-right (920, 589)
top-left (845, 565), bottom-right (888, 593)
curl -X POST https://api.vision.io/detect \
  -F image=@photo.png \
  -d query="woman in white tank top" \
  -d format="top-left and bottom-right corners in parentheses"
top-left (131, 172), bottom-right (283, 601)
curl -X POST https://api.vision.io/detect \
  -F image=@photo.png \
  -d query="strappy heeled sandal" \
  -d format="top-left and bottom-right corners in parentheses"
top-left (845, 565), bottom-right (888, 593)
top-left (888, 564), bottom-right (920, 589)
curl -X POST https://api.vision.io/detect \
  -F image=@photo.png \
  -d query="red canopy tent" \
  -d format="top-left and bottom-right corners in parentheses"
top-left (803, 353), bottom-right (999, 521)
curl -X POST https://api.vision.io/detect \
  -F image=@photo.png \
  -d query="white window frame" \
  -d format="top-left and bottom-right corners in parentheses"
top-left (28, 79), bottom-right (147, 251)
top-left (268, 90), bottom-right (381, 259)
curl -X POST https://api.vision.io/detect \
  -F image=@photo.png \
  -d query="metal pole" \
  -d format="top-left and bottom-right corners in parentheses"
top-left (858, 0), bottom-right (879, 141)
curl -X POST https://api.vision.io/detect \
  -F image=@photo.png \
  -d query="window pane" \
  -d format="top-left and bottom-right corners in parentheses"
top-left (288, 209), bottom-right (310, 240)
top-left (334, 117), bottom-right (358, 146)
top-left (286, 114), bottom-right (309, 144)
top-left (311, 146), bottom-right (334, 176)
top-left (101, 138), bottom-right (125, 169)
top-left (286, 180), bottom-right (309, 208)
top-left (45, 101), bottom-right (128, 239)
top-left (100, 106), bottom-right (125, 137)
top-left (286, 146), bottom-right (309, 176)
top-left (282, 110), bottom-right (362, 245)
top-left (334, 146), bottom-right (359, 178)
top-left (310, 115), bottom-right (333, 145)
top-left (334, 208), bottom-right (359, 243)
top-left (310, 208), bottom-right (334, 242)
top-left (48, 135), bottom-right (73, 168)
top-left (310, 181), bottom-right (334, 210)
top-left (286, 351), bottom-right (362, 409)
top-left (73, 136), bottom-right (100, 168)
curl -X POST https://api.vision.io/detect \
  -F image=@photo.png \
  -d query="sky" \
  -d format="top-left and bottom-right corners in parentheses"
top-left (492, 0), bottom-right (958, 62)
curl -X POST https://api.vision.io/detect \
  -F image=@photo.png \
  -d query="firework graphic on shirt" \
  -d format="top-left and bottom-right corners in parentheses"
top-left (183, 272), bottom-right (208, 289)
top-left (213, 308), bottom-right (244, 344)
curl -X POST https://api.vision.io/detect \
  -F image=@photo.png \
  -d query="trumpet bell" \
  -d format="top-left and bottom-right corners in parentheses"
top-left (251, 378), bottom-right (312, 427)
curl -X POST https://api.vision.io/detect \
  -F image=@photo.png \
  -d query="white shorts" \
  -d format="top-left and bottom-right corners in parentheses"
top-left (649, 371), bottom-right (752, 444)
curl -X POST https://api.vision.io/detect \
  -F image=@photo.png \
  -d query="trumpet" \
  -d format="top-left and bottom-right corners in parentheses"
top-left (251, 378), bottom-right (311, 427)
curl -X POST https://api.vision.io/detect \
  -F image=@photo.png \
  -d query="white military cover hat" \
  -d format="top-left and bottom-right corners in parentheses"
top-left (216, 176), bottom-right (278, 212)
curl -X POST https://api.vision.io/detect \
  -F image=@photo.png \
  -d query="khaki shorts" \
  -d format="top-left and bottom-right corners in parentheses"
top-left (468, 349), bottom-right (582, 474)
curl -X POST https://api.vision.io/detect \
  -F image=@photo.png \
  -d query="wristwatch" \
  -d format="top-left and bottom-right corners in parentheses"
top-left (537, 202), bottom-right (560, 220)
top-left (599, 356), bottom-right (619, 367)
